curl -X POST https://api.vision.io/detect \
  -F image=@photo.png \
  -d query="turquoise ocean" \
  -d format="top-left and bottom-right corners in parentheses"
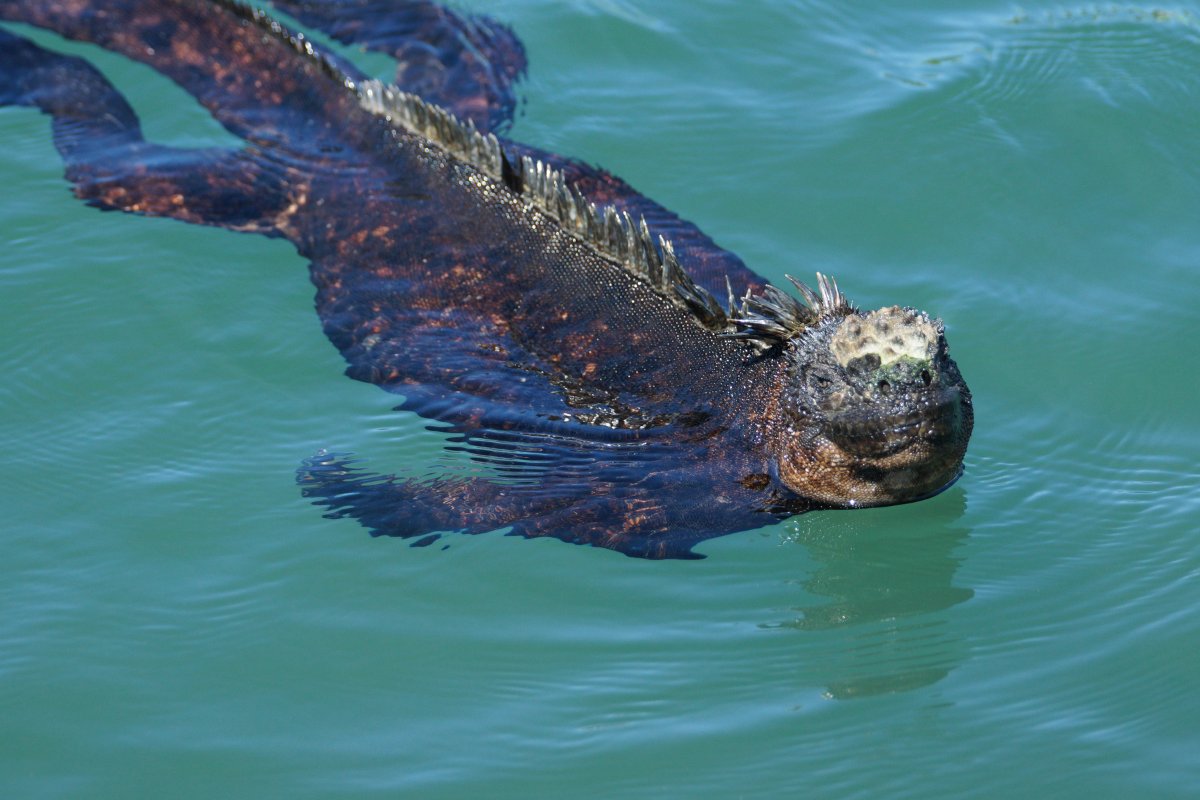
top-left (2, 1), bottom-right (1198, 797)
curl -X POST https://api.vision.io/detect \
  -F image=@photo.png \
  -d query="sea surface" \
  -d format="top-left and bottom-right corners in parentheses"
top-left (2, 1), bottom-right (1199, 797)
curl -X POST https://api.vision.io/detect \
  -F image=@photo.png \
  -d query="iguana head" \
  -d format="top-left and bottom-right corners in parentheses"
top-left (732, 275), bottom-right (972, 507)
top-left (776, 303), bottom-right (972, 507)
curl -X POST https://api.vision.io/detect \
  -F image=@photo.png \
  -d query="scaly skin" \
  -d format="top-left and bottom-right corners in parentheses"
top-left (0, 0), bottom-right (971, 558)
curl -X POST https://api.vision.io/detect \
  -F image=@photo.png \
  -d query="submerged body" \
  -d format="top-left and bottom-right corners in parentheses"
top-left (0, 0), bottom-right (971, 558)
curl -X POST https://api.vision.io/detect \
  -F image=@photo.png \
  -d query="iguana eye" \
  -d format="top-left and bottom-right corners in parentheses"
top-left (806, 368), bottom-right (833, 390)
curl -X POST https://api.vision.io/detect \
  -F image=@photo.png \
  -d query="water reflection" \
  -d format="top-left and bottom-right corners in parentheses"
top-left (766, 489), bottom-right (973, 699)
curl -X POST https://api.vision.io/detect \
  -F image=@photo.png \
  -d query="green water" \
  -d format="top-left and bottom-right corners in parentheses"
top-left (2, 1), bottom-right (1199, 797)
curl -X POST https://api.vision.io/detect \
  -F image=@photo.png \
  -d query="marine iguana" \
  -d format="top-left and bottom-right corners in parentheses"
top-left (0, 0), bottom-right (972, 559)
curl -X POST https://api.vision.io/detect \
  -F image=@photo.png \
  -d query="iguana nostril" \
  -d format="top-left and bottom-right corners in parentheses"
top-left (921, 369), bottom-right (932, 386)
top-left (878, 380), bottom-right (891, 394)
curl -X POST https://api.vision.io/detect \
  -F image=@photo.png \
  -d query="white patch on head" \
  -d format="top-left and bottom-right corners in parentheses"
top-left (830, 306), bottom-right (939, 368)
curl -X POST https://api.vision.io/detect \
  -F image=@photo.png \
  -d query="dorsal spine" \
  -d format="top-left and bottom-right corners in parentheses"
top-left (217, 0), bottom-right (855, 351)
top-left (356, 80), bottom-right (732, 332)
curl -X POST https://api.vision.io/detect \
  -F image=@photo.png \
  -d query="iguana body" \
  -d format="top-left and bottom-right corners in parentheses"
top-left (0, 0), bottom-right (972, 558)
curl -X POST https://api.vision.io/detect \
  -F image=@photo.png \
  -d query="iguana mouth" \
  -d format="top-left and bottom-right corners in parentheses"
top-left (824, 385), bottom-right (965, 459)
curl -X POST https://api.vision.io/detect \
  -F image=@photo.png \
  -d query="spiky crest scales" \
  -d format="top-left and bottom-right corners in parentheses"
top-left (216, 0), bottom-right (856, 352)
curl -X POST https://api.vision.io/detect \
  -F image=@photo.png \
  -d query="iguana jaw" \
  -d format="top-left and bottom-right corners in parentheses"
top-left (807, 384), bottom-right (969, 507)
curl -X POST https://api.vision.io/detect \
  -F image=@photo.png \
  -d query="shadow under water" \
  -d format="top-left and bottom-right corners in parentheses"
top-left (766, 489), bottom-right (973, 699)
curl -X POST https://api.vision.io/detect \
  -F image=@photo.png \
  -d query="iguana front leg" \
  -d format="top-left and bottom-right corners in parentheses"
top-left (297, 436), bottom-right (783, 560)
top-left (0, 28), bottom-right (298, 234)
top-left (297, 453), bottom-right (714, 559)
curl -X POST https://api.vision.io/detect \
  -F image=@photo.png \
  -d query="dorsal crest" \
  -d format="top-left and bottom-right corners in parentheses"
top-left (357, 82), bottom-right (858, 351)
top-left (217, 0), bottom-right (855, 352)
